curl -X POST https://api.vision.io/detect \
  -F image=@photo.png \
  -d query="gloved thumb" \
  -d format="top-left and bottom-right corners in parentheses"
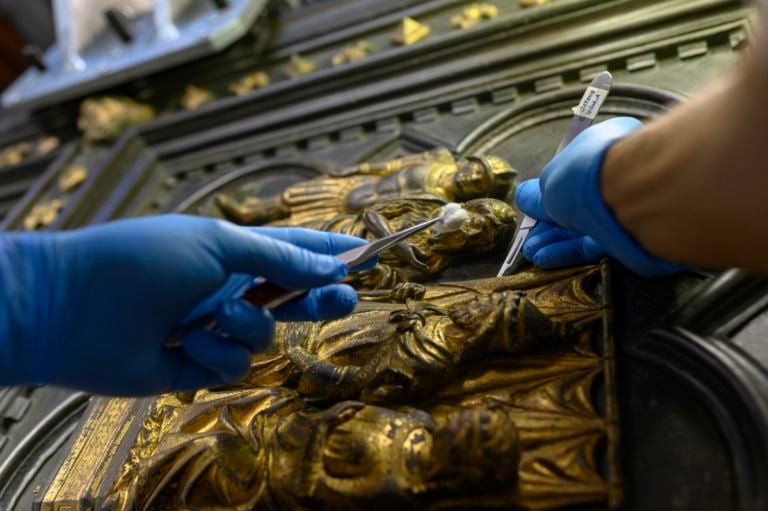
top-left (515, 179), bottom-right (552, 222)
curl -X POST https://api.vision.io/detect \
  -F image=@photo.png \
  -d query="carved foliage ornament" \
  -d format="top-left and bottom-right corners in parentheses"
top-left (180, 84), bottom-right (215, 110)
top-left (228, 72), bottom-right (271, 97)
top-left (451, 3), bottom-right (499, 30)
top-left (332, 40), bottom-right (375, 66)
top-left (392, 17), bottom-right (431, 46)
top-left (0, 135), bottom-right (60, 169)
top-left (283, 55), bottom-right (317, 79)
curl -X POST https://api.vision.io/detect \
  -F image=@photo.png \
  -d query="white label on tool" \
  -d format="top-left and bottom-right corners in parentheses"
top-left (572, 86), bottom-right (609, 119)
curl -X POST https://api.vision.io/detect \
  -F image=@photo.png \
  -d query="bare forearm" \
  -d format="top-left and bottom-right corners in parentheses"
top-left (602, 54), bottom-right (768, 270)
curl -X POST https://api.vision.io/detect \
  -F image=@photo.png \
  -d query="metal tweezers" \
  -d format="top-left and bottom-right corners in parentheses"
top-left (497, 71), bottom-right (614, 277)
top-left (165, 216), bottom-right (442, 348)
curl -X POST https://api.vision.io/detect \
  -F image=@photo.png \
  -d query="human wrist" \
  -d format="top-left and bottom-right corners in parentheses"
top-left (599, 105), bottom-right (701, 264)
top-left (600, 69), bottom-right (763, 269)
top-left (584, 137), bottom-right (683, 276)
top-left (600, 122), bottom-right (667, 231)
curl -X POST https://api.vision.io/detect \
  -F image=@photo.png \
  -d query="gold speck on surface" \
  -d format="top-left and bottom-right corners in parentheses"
top-left (33, 485), bottom-right (41, 494)
top-left (283, 55), bottom-right (317, 79)
top-left (35, 136), bottom-right (60, 156)
top-left (180, 84), bottom-right (214, 110)
top-left (0, 141), bottom-right (32, 168)
top-left (227, 72), bottom-right (271, 96)
top-left (391, 16), bottom-right (431, 46)
top-left (332, 40), bottom-right (374, 66)
top-left (58, 165), bottom-right (88, 193)
top-left (451, 3), bottom-right (499, 29)
top-left (519, 0), bottom-right (550, 7)
top-left (24, 199), bottom-right (64, 231)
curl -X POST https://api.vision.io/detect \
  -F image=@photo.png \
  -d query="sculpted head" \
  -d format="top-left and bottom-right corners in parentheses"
top-left (452, 155), bottom-right (516, 201)
top-left (428, 198), bottom-right (516, 255)
top-left (269, 401), bottom-right (519, 509)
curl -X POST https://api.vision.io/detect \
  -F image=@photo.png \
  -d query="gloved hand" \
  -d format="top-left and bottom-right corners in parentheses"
top-left (0, 215), bottom-right (370, 396)
top-left (515, 117), bottom-right (685, 277)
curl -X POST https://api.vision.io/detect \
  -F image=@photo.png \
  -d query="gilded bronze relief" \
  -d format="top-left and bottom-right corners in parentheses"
top-left (3, 2), bottom-right (759, 509)
top-left (40, 152), bottom-right (620, 510)
top-left (41, 265), bottom-right (618, 511)
top-left (215, 149), bottom-right (517, 288)
top-left (215, 149), bottom-right (515, 226)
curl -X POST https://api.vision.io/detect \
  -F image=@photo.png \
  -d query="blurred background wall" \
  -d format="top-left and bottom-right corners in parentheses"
top-left (0, 1), bottom-right (54, 90)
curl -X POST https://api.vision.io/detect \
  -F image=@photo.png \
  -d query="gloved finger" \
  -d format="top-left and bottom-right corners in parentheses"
top-left (515, 179), bottom-right (552, 222)
top-left (184, 273), bottom-right (254, 322)
top-left (272, 284), bottom-right (358, 322)
top-left (250, 227), bottom-right (379, 270)
top-left (523, 222), bottom-right (572, 261)
top-left (531, 236), bottom-right (607, 269)
top-left (180, 330), bottom-right (253, 385)
top-left (214, 300), bottom-right (275, 353)
top-left (165, 353), bottom-right (230, 392)
top-left (212, 223), bottom-right (348, 289)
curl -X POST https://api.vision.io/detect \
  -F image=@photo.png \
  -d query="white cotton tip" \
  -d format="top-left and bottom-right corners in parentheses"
top-left (434, 203), bottom-right (469, 233)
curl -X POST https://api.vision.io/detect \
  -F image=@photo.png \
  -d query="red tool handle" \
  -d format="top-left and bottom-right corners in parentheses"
top-left (165, 282), bottom-right (301, 349)
top-left (242, 281), bottom-right (302, 308)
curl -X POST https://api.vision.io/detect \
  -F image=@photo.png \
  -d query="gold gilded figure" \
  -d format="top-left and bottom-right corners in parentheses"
top-left (215, 148), bottom-right (516, 227)
top-left (106, 388), bottom-right (519, 511)
top-left (78, 96), bottom-right (155, 142)
top-left (260, 266), bottom-right (602, 405)
top-left (88, 266), bottom-right (618, 511)
top-left (319, 197), bottom-right (516, 287)
top-left (279, 290), bottom-right (559, 403)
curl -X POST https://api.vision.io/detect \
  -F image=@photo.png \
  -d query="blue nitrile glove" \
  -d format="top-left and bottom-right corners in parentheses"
top-left (515, 117), bottom-right (685, 277)
top-left (0, 215), bottom-right (372, 396)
